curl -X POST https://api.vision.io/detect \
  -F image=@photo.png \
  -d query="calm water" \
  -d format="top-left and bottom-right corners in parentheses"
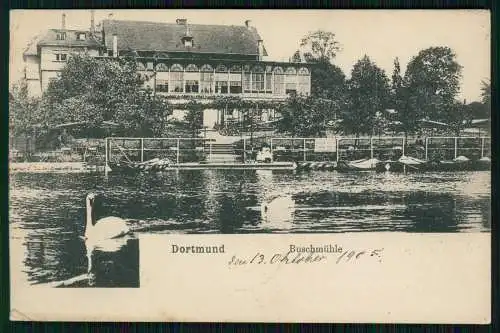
top-left (9, 170), bottom-right (490, 286)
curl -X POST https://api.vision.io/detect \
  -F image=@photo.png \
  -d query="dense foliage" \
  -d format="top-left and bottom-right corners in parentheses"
top-left (401, 47), bottom-right (463, 132)
top-left (42, 53), bottom-right (172, 137)
top-left (342, 55), bottom-right (391, 136)
top-left (9, 79), bottom-right (42, 136)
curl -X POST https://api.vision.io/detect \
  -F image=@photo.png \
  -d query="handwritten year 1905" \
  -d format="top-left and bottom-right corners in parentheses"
top-left (227, 248), bottom-right (384, 267)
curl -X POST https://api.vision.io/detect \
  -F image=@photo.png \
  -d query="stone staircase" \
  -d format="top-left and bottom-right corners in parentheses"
top-left (205, 143), bottom-right (239, 163)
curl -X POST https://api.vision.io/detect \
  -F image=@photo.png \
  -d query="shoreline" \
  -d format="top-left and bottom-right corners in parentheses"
top-left (9, 162), bottom-right (104, 173)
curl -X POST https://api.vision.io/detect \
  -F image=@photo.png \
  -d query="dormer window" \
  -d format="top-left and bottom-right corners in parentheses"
top-left (56, 32), bottom-right (66, 40)
top-left (77, 33), bottom-right (86, 41)
top-left (182, 26), bottom-right (194, 48)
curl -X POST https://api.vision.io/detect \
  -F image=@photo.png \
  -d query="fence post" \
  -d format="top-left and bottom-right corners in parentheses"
top-left (176, 139), bottom-right (180, 165)
top-left (481, 137), bottom-right (485, 158)
top-left (209, 142), bottom-right (212, 161)
top-left (104, 138), bottom-right (109, 176)
top-left (425, 137), bottom-right (428, 161)
top-left (140, 138), bottom-right (144, 162)
top-left (303, 138), bottom-right (306, 161)
top-left (402, 137), bottom-right (405, 156)
top-left (270, 138), bottom-right (273, 158)
top-left (243, 138), bottom-right (246, 163)
top-left (370, 137), bottom-right (373, 159)
top-left (454, 137), bottom-right (458, 159)
top-left (336, 138), bottom-right (340, 162)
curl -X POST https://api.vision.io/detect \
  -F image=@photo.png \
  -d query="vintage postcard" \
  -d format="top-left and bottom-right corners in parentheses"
top-left (9, 9), bottom-right (491, 323)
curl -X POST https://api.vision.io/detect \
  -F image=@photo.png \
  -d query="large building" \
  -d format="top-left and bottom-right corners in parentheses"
top-left (23, 12), bottom-right (311, 132)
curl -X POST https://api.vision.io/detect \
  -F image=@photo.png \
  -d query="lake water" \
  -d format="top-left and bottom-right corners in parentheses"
top-left (9, 170), bottom-right (490, 286)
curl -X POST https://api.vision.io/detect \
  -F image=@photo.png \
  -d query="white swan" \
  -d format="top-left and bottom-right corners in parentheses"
top-left (85, 193), bottom-right (131, 241)
top-left (261, 194), bottom-right (296, 224)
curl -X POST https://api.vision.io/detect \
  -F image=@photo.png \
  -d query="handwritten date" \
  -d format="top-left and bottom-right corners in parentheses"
top-left (228, 248), bottom-right (384, 267)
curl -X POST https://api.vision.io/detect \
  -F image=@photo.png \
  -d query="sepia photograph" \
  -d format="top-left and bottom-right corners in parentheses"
top-left (8, 9), bottom-right (491, 322)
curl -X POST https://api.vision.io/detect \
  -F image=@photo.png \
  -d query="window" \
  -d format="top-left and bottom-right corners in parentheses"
top-left (77, 33), bottom-right (86, 41)
top-left (229, 73), bottom-right (242, 94)
top-left (185, 80), bottom-right (199, 93)
top-left (184, 71), bottom-right (200, 93)
top-left (265, 73), bottom-right (272, 93)
top-left (252, 73), bottom-right (265, 93)
top-left (170, 64), bottom-right (184, 92)
top-left (243, 73), bottom-right (251, 93)
top-left (273, 67), bottom-right (285, 95)
top-left (55, 53), bottom-right (67, 62)
top-left (156, 79), bottom-right (169, 92)
top-left (285, 67), bottom-right (297, 94)
top-left (200, 72), bottom-right (214, 94)
top-left (215, 70), bottom-right (228, 94)
top-left (216, 81), bottom-right (228, 94)
top-left (170, 72), bottom-right (184, 92)
top-left (297, 68), bottom-right (310, 95)
top-left (56, 32), bottom-right (66, 40)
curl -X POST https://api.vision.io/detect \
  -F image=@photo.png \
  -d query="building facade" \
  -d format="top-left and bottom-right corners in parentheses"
top-left (23, 13), bottom-right (311, 132)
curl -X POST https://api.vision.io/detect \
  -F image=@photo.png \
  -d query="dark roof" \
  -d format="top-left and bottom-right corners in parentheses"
top-left (102, 19), bottom-right (268, 56)
top-left (23, 29), bottom-right (102, 56)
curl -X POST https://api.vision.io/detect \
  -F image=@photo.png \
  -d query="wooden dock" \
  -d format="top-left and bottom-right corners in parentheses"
top-left (108, 161), bottom-right (296, 173)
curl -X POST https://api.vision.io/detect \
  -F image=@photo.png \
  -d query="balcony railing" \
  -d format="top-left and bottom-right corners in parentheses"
top-left (153, 91), bottom-right (291, 100)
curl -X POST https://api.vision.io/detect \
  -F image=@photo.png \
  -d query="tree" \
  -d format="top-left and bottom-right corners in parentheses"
top-left (480, 79), bottom-right (491, 111)
top-left (445, 101), bottom-right (473, 136)
top-left (342, 55), bottom-right (391, 137)
top-left (465, 101), bottom-right (489, 120)
top-left (299, 30), bottom-right (342, 63)
top-left (9, 78), bottom-right (42, 136)
top-left (184, 100), bottom-right (204, 141)
top-left (403, 46), bottom-right (462, 127)
top-left (277, 93), bottom-right (338, 137)
top-left (42, 53), bottom-right (172, 137)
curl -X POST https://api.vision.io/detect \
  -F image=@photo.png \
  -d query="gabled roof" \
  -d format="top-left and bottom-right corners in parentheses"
top-left (23, 29), bottom-right (102, 57)
top-left (101, 19), bottom-right (268, 56)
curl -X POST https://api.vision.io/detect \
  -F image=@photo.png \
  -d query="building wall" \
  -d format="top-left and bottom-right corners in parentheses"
top-left (40, 46), bottom-right (99, 71)
top-left (25, 46), bottom-right (101, 95)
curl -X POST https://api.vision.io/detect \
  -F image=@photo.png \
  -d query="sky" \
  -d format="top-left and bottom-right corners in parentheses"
top-left (10, 9), bottom-right (490, 102)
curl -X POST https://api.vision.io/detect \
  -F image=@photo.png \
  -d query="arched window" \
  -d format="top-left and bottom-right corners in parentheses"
top-left (298, 67), bottom-right (309, 75)
top-left (285, 67), bottom-right (297, 95)
top-left (273, 67), bottom-right (285, 95)
top-left (170, 63), bottom-right (183, 71)
top-left (273, 66), bottom-right (284, 74)
top-left (201, 64), bottom-right (213, 72)
top-left (215, 64), bottom-right (228, 73)
top-left (185, 64), bottom-right (199, 72)
top-left (200, 64), bottom-right (213, 94)
top-left (155, 63), bottom-right (170, 93)
top-left (230, 65), bottom-right (242, 72)
top-left (297, 67), bottom-right (310, 95)
top-left (184, 64), bottom-right (200, 93)
top-left (155, 63), bottom-right (168, 71)
top-left (250, 66), bottom-right (265, 93)
top-left (170, 64), bottom-right (184, 92)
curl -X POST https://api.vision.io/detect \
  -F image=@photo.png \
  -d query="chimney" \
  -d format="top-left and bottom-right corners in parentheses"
top-left (245, 20), bottom-right (251, 28)
top-left (61, 13), bottom-right (66, 30)
top-left (112, 34), bottom-right (118, 57)
top-left (90, 10), bottom-right (95, 35)
top-left (176, 18), bottom-right (187, 25)
top-left (257, 39), bottom-right (264, 61)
